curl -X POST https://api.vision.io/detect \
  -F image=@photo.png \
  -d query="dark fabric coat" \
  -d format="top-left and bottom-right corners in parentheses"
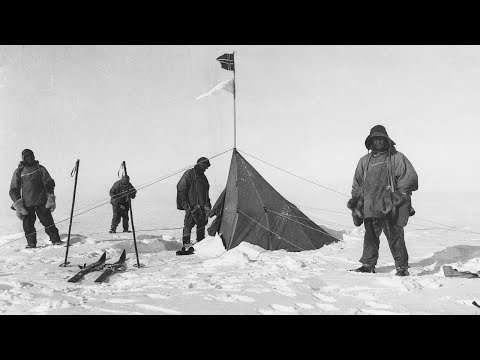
top-left (351, 147), bottom-right (418, 227)
top-left (110, 177), bottom-right (137, 205)
top-left (9, 161), bottom-right (55, 207)
top-left (176, 165), bottom-right (211, 210)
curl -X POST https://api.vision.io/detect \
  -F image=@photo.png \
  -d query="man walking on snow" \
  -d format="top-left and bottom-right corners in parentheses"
top-left (347, 125), bottom-right (418, 276)
top-left (9, 149), bottom-right (64, 249)
top-left (176, 157), bottom-right (212, 255)
top-left (109, 175), bottom-right (137, 233)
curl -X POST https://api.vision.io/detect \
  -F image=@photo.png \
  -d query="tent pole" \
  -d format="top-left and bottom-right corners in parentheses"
top-left (121, 161), bottom-right (144, 268)
top-left (233, 51), bottom-right (236, 149)
top-left (60, 159), bottom-right (80, 267)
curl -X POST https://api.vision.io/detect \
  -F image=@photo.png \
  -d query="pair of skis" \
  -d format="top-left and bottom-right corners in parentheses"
top-left (67, 249), bottom-right (127, 283)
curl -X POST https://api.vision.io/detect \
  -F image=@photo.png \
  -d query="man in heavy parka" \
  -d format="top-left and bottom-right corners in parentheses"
top-left (176, 157), bottom-right (212, 255)
top-left (109, 175), bottom-right (137, 233)
top-left (347, 125), bottom-right (418, 276)
top-left (9, 149), bottom-right (63, 249)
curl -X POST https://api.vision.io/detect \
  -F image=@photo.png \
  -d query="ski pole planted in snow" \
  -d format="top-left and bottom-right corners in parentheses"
top-left (60, 159), bottom-right (80, 267)
top-left (121, 161), bottom-right (144, 268)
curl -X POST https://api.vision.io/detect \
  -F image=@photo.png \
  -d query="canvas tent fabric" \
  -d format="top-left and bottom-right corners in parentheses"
top-left (208, 149), bottom-right (338, 251)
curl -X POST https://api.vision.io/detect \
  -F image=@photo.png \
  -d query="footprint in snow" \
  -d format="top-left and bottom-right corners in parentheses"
top-left (400, 278), bottom-right (442, 292)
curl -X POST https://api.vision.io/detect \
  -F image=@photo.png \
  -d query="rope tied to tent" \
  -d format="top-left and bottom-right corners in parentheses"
top-left (265, 208), bottom-right (345, 243)
top-left (237, 148), bottom-right (350, 198)
top-left (236, 209), bottom-right (306, 251)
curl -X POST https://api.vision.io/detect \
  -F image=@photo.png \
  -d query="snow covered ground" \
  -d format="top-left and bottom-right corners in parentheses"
top-left (0, 193), bottom-right (479, 315)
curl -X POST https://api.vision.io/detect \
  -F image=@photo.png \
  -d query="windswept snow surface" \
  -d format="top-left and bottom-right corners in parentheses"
top-left (1, 215), bottom-right (480, 315)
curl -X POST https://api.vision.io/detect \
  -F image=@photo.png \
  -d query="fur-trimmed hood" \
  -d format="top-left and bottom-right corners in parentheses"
top-left (365, 125), bottom-right (396, 150)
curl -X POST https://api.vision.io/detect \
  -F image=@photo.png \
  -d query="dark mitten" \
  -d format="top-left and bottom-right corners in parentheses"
top-left (409, 206), bottom-right (415, 216)
top-left (12, 199), bottom-right (28, 220)
top-left (350, 197), bottom-right (364, 227)
top-left (352, 210), bottom-right (364, 227)
top-left (347, 197), bottom-right (358, 210)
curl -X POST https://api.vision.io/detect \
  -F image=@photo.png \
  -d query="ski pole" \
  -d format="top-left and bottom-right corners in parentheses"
top-left (60, 159), bottom-right (80, 267)
top-left (121, 161), bottom-right (144, 268)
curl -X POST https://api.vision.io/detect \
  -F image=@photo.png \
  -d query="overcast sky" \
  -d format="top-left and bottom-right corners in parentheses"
top-left (1, 45), bottom-right (479, 222)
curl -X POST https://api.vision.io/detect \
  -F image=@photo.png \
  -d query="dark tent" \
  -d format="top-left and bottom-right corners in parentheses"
top-left (208, 149), bottom-right (338, 251)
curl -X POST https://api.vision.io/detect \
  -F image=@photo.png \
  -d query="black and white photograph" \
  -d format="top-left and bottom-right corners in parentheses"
top-left (0, 45), bottom-right (479, 315)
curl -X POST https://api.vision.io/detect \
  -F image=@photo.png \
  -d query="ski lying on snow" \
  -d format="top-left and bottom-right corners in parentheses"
top-left (94, 249), bottom-right (127, 283)
top-left (67, 252), bottom-right (107, 283)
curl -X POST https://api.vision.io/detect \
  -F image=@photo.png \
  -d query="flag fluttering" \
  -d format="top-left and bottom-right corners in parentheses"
top-left (216, 53), bottom-right (235, 71)
top-left (195, 78), bottom-right (234, 100)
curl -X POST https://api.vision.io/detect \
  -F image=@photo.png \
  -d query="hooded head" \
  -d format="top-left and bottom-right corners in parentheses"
top-left (364, 125), bottom-right (396, 152)
top-left (197, 157), bottom-right (210, 169)
top-left (121, 175), bottom-right (130, 184)
top-left (21, 149), bottom-right (35, 166)
top-left (196, 157), bottom-right (211, 171)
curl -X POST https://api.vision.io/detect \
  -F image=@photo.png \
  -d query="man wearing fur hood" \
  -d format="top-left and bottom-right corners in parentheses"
top-left (9, 149), bottom-right (63, 249)
top-left (347, 125), bottom-right (418, 276)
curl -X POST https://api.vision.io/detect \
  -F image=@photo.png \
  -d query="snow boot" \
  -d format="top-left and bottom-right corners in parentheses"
top-left (395, 267), bottom-right (409, 276)
top-left (123, 229), bottom-right (131, 233)
top-left (109, 229), bottom-right (116, 233)
top-left (25, 243), bottom-right (37, 249)
top-left (52, 240), bottom-right (66, 246)
top-left (351, 265), bottom-right (375, 273)
top-left (176, 246), bottom-right (195, 256)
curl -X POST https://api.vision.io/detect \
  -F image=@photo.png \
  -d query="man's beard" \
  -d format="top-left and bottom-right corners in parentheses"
top-left (372, 144), bottom-right (389, 153)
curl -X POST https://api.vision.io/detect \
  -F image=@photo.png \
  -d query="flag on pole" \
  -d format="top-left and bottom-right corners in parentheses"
top-left (195, 78), bottom-right (234, 100)
top-left (216, 53), bottom-right (235, 71)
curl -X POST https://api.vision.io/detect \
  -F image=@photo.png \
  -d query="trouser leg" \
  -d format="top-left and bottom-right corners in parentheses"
top-left (380, 217), bottom-right (409, 268)
top-left (122, 207), bottom-right (130, 231)
top-left (36, 205), bottom-right (60, 243)
top-left (23, 207), bottom-right (37, 246)
top-left (111, 205), bottom-right (121, 231)
top-left (196, 225), bottom-right (206, 242)
top-left (359, 218), bottom-right (383, 267)
top-left (182, 210), bottom-right (195, 245)
top-left (195, 210), bottom-right (207, 242)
